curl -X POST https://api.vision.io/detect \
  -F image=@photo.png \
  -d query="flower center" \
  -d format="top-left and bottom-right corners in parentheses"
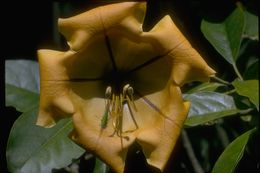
top-left (101, 83), bottom-right (138, 137)
top-left (99, 36), bottom-right (139, 137)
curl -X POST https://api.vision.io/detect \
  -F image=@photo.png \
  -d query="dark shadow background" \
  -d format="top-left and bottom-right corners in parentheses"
top-left (2, 1), bottom-right (53, 173)
top-left (2, 0), bottom-right (258, 173)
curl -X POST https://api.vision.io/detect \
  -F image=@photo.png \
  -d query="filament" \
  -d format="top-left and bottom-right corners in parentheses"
top-left (101, 84), bottom-right (139, 137)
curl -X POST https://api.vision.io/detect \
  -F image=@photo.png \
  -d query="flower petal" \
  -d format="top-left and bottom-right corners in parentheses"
top-left (169, 42), bottom-right (216, 86)
top-left (58, 2), bottom-right (146, 51)
top-left (37, 50), bottom-right (74, 127)
top-left (63, 36), bottom-right (113, 79)
top-left (37, 2), bottom-right (216, 172)
top-left (38, 49), bottom-right (72, 81)
top-left (108, 33), bottom-right (158, 72)
top-left (37, 49), bottom-right (107, 127)
top-left (127, 54), bottom-right (189, 171)
top-left (135, 85), bottom-right (190, 171)
top-left (37, 80), bottom-right (74, 127)
top-left (142, 15), bottom-right (216, 86)
top-left (142, 15), bottom-right (187, 55)
top-left (69, 99), bottom-right (136, 173)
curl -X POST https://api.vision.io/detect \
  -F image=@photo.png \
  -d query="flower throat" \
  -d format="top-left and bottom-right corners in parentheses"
top-left (100, 35), bottom-right (139, 137)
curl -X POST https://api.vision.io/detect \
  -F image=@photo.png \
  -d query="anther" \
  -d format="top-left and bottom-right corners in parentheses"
top-left (122, 84), bottom-right (130, 98)
top-left (127, 86), bottom-right (134, 96)
top-left (101, 84), bottom-right (139, 135)
top-left (105, 86), bottom-right (112, 98)
top-left (126, 86), bottom-right (137, 111)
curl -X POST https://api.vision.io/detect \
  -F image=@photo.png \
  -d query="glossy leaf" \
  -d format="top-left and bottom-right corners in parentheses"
top-left (6, 59), bottom-right (85, 173)
top-left (184, 92), bottom-right (240, 127)
top-left (6, 107), bottom-right (84, 173)
top-left (5, 60), bottom-right (39, 93)
top-left (232, 80), bottom-right (259, 110)
top-left (201, 7), bottom-right (245, 64)
top-left (212, 128), bottom-right (256, 173)
top-left (5, 83), bottom-right (39, 112)
top-left (186, 82), bottom-right (224, 94)
top-left (5, 60), bottom-right (40, 112)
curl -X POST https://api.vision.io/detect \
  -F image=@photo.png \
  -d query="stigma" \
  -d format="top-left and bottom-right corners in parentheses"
top-left (101, 84), bottom-right (138, 137)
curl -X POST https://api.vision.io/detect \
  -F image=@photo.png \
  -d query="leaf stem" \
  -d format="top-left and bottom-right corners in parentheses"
top-left (236, 1), bottom-right (244, 10)
top-left (216, 124), bottom-right (229, 148)
top-left (232, 64), bottom-right (244, 81)
top-left (239, 108), bottom-right (254, 114)
top-left (182, 130), bottom-right (205, 173)
top-left (223, 89), bottom-right (236, 95)
top-left (212, 76), bottom-right (230, 85)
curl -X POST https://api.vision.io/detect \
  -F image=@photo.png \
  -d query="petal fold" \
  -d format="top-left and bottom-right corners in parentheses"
top-left (58, 2), bottom-right (146, 51)
top-left (136, 85), bottom-right (190, 171)
top-left (143, 15), bottom-right (187, 54)
top-left (169, 44), bottom-right (216, 86)
top-left (38, 49), bottom-right (73, 81)
top-left (37, 50), bottom-right (75, 127)
top-left (142, 15), bottom-right (216, 86)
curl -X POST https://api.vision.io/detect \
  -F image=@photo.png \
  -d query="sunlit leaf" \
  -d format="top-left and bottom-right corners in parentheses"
top-left (6, 107), bottom-right (84, 173)
top-left (186, 82), bottom-right (224, 94)
top-left (5, 60), bottom-right (39, 93)
top-left (212, 128), bottom-right (256, 173)
top-left (184, 92), bottom-right (240, 127)
top-left (201, 7), bottom-right (245, 64)
top-left (232, 80), bottom-right (259, 110)
top-left (244, 10), bottom-right (258, 40)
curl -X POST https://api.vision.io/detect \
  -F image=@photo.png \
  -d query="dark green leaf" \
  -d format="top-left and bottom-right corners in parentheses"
top-left (93, 158), bottom-right (108, 173)
top-left (201, 7), bottom-right (245, 64)
top-left (186, 82), bottom-right (224, 94)
top-left (232, 80), bottom-right (259, 110)
top-left (5, 83), bottom-right (39, 112)
top-left (212, 128), bottom-right (256, 173)
top-left (184, 92), bottom-right (240, 127)
top-left (243, 59), bottom-right (259, 80)
top-left (6, 60), bottom-right (84, 172)
top-left (244, 10), bottom-right (258, 40)
top-left (6, 107), bottom-right (84, 173)
top-left (5, 60), bottom-right (39, 93)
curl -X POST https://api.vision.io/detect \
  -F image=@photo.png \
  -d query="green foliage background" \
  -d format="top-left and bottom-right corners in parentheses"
top-left (4, 0), bottom-right (259, 173)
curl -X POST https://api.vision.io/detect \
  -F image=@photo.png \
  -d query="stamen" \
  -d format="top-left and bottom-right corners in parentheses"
top-left (127, 86), bottom-right (137, 111)
top-left (126, 100), bottom-right (139, 130)
top-left (100, 84), bottom-right (139, 137)
top-left (101, 86), bottom-right (112, 129)
top-left (115, 95), bottom-right (119, 114)
top-left (122, 84), bottom-right (130, 98)
top-left (127, 86), bottom-right (133, 95)
top-left (105, 86), bottom-right (112, 98)
top-left (111, 94), bottom-right (115, 112)
top-left (120, 94), bottom-right (123, 110)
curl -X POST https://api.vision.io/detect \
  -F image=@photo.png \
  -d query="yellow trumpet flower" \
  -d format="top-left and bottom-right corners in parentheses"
top-left (37, 2), bottom-right (215, 173)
